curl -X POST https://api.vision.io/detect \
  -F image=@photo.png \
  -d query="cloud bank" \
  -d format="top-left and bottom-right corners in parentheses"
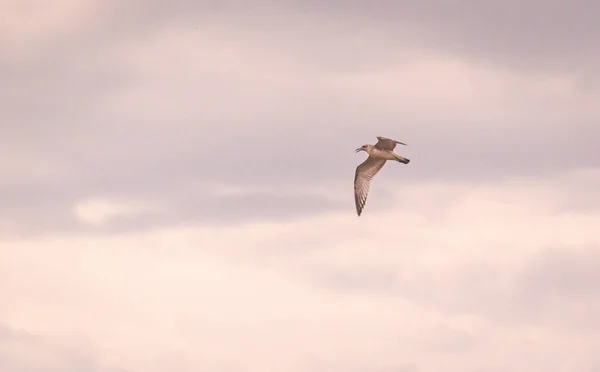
top-left (2, 1), bottom-right (599, 371)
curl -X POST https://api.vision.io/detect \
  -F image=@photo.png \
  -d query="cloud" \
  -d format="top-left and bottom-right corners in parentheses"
top-left (518, 245), bottom-right (600, 301)
top-left (2, 3), bottom-right (599, 369)
top-left (72, 197), bottom-right (161, 227)
top-left (277, 0), bottom-right (600, 74)
top-left (2, 50), bottom-right (598, 235)
top-left (2, 0), bottom-right (600, 234)
top-left (2, 170), bottom-right (600, 371)
top-left (0, 324), bottom-right (130, 372)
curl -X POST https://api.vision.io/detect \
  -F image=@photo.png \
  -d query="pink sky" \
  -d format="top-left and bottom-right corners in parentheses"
top-left (2, 1), bottom-right (599, 371)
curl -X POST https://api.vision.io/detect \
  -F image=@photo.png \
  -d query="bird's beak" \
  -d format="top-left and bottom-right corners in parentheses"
top-left (355, 148), bottom-right (362, 153)
top-left (398, 141), bottom-right (407, 146)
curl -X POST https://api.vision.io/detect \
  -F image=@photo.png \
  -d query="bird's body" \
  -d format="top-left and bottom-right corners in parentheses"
top-left (361, 146), bottom-right (402, 161)
top-left (353, 136), bottom-right (410, 216)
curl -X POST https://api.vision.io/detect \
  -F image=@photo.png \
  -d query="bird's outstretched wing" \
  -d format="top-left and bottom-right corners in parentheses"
top-left (354, 156), bottom-right (387, 216)
top-left (374, 136), bottom-right (407, 151)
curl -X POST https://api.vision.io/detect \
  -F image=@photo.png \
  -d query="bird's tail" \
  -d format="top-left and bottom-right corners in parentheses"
top-left (393, 153), bottom-right (410, 164)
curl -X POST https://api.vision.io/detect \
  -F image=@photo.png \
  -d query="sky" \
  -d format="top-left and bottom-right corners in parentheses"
top-left (1, 0), bottom-right (600, 371)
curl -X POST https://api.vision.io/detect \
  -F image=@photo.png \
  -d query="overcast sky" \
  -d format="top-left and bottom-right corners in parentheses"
top-left (2, 1), bottom-right (600, 371)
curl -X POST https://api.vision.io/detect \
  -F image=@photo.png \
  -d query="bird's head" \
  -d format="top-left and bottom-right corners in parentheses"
top-left (355, 144), bottom-right (371, 153)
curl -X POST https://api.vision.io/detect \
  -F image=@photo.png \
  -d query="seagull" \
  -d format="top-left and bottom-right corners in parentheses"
top-left (354, 136), bottom-right (410, 216)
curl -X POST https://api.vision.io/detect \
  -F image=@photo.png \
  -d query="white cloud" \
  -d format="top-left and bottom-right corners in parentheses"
top-left (72, 198), bottom-right (159, 227)
top-left (2, 168), bottom-right (599, 371)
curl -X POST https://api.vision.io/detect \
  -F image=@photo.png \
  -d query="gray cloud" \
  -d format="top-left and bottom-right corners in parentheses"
top-left (2, 0), bottom-right (599, 234)
top-left (517, 245), bottom-right (600, 301)
top-left (0, 324), bottom-right (131, 372)
top-left (291, 0), bottom-right (600, 73)
top-left (310, 244), bottom-right (600, 335)
top-left (0, 325), bottom-right (33, 343)
top-left (87, 191), bottom-right (346, 234)
top-left (510, 245), bottom-right (600, 334)
top-left (310, 360), bottom-right (419, 372)
top-left (89, 0), bottom-right (600, 73)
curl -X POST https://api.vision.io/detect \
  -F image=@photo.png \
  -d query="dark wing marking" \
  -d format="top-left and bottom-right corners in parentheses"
top-left (374, 136), bottom-right (407, 151)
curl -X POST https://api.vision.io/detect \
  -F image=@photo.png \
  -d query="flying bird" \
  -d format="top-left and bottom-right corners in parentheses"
top-left (354, 136), bottom-right (410, 216)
